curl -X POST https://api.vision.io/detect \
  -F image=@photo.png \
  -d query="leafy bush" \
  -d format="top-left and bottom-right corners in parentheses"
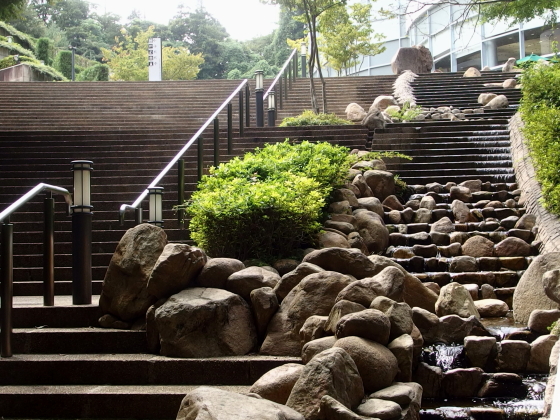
top-left (520, 63), bottom-right (560, 214)
top-left (280, 110), bottom-right (353, 127)
top-left (182, 141), bottom-right (352, 261)
top-left (53, 50), bottom-right (73, 79)
top-left (385, 101), bottom-right (423, 122)
top-left (76, 64), bottom-right (110, 81)
top-left (0, 39), bottom-right (36, 59)
top-left (35, 38), bottom-right (52, 66)
top-left (0, 21), bottom-right (36, 51)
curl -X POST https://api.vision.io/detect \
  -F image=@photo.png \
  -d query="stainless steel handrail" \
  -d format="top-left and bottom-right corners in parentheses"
top-left (119, 79), bottom-right (249, 224)
top-left (264, 48), bottom-right (298, 100)
top-left (0, 183), bottom-right (72, 222)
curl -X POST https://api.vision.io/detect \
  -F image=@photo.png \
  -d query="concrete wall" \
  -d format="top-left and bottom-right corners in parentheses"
top-left (0, 64), bottom-right (52, 82)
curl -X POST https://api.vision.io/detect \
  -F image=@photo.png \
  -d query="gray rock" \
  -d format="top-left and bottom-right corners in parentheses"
top-left (355, 210), bottom-right (390, 254)
top-left (528, 309), bottom-right (560, 334)
top-left (320, 395), bottom-right (371, 420)
top-left (251, 287), bottom-right (279, 338)
top-left (387, 334), bottom-right (414, 382)
top-left (451, 199), bottom-right (473, 222)
top-left (249, 363), bottom-right (304, 405)
top-left (474, 299), bottom-right (509, 318)
top-left (346, 103), bottom-right (367, 122)
top-left (274, 263), bottom-right (324, 303)
top-left (176, 386), bottom-right (304, 420)
top-left (303, 247), bottom-right (380, 280)
top-left (371, 296), bottom-right (413, 340)
top-left (300, 315), bottom-right (328, 345)
top-left (325, 300), bottom-right (367, 334)
top-left (543, 269), bottom-right (560, 304)
top-left (363, 170), bottom-right (395, 201)
top-left (527, 334), bottom-right (559, 372)
top-left (494, 237), bottom-right (532, 257)
top-left (100, 224), bottom-right (167, 322)
top-left (513, 253), bottom-right (560, 323)
top-left (413, 362), bottom-right (442, 398)
top-left (286, 347), bottom-right (364, 420)
top-left (441, 368), bottom-right (484, 398)
top-left (464, 336), bottom-right (497, 369)
top-left (336, 309), bottom-right (391, 345)
top-left (485, 95), bottom-right (509, 109)
top-left (496, 340), bottom-right (531, 372)
top-left (261, 271), bottom-right (354, 356)
top-left (196, 258), bottom-right (245, 289)
top-left (227, 266), bottom-right (281, 302)
top-left (302, 336), bottom-right (337, 364)
top-left (450, 186), bottom-right (472, 203)
top-left (430, 217), bottom-right (455, 233)
top-left (436, 283), bottom-right (481, 318)
top-left (335, 336), bottom-right (399, 392)
top-left (478, 93), bottom-right (497, 105)
top-left (356, 398), bottom-right (402, 419)
top-left (462, 236), bottom-right (495, 258)
top-left (449, 256), bottom-right (478, 273)
top-left (155, 288), bottom-right (256, 358)
top-left (336, 266), bottom-right (404, 307)
top-left (357, 197), bottom-right (384, 217)
top-left (391, 45), bottom-right (433, 74)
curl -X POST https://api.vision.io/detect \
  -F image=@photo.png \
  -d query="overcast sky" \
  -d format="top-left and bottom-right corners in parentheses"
top-left (92, 0), bottom-right (281, 41)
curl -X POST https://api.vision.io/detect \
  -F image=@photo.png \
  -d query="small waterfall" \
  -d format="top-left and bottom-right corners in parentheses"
top-left (421, 343), bottom-right (467, 372)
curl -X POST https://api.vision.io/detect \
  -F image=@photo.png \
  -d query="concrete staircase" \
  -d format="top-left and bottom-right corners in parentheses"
top-left (0, 72), bottom-right (533, 419)
top-left (372, 71), bottom-right (520, 184)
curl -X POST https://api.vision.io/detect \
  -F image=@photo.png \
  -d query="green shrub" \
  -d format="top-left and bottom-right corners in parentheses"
top-left (76, 64), bottom-right (109, 81)
top-left (35, 38), bottom-right (52, 66)
top-left (520, 63), bottom-right (560, 214)
top-left (0, 39), bottom-right (36, 59)
top-left (0, 21), bottom-right (36, 51)
top-left (182, 141), bottom-right (352, 261)
top-left (280, 110), bottom-right (353, 127)
top-left (53, 50), bottom-right (73, 79)
top-left (385, 101), bottom-right (423, 122)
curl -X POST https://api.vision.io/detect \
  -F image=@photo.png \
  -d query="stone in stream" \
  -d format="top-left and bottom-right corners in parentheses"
top-left (527, 334), bottom-right (559, 372)
top-left (436, 283), bottom-right (480, 318)
top-left (462, 236), bottom-right (495, 258)
top-left (413, 362), bottom-right (442, 398)
top-left (528, 309), bottom-right (560, 334)
top-left (474, 299), bottom-right (509, 318)
top-left (464, 336), bottom-right (497, 369)
top-left (496, 340), bottom-right (531, 372)
top-left (441, 367), bottom-right (485, 398)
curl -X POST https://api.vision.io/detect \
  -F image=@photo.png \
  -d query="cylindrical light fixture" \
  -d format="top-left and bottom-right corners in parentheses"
top-left (301, 42), bottom-right (307, 78)
top-left (255, 70), bottom-right (264, 127)
top-left (267, 91), bottom-right (276, 127)
top-left (148, 186), bottom-right (164, 227)
top-left (71, 160), bottom-right (93, 305)
top-left (72, 160), bottom-right (93, 212)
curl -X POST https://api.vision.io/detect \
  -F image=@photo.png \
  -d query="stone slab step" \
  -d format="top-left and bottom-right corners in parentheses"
top-left (0, 384), bottom-right (250, 419)
top-left (0, 354), bottom-right (301, 386)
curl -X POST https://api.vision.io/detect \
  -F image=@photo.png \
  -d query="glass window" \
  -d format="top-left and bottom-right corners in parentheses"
top-left (457, 50), bottom-right (481, 71)
top-left (434, 54), bottom-right (451, 72)
top-left (524, 25), bottom-right (560, 56)
top-left (495, 33), bottom-right (520, 61)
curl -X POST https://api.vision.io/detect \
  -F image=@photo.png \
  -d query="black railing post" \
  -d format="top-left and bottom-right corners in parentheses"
top-left (288, 63), bottom-right (293, 90)
top-left (198, 137), bottom-right (204, 181)
top-left (227, 103), bottom-right (233, 155)
top-left (284, 72), bottom-right (288, 101)
top-left (278, 77), bottom-right (283, 110)
top-left (255, 70), bottom-right (264, 128)
top-left (177, 159), bottom-right (185, 229)
top-left (295, 53), bottom-right (299, 79)
top-left (1, 220), bottom-right (13, 358)
top-left (239, 90), bottom-right (244, 138)
top-left (245, 85), bottom-right (250, 128)
top-left (214, 118), bottom-right (220, 167)
top-left (44, 193), bottom-right (55, 306)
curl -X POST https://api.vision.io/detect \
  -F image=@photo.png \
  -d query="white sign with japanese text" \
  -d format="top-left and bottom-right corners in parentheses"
top-left (148, 37), bottom-right (162, 81)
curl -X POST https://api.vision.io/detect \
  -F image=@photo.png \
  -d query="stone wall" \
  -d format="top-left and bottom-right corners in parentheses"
top-left (509, 113), bottom-right (560, 253)
top-left (0, 64), bottom-right (52, 82)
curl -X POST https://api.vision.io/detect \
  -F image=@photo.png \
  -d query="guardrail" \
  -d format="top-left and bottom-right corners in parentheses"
top-left (262, 48), bottom-right (302, 126)
top-left (119, 79), bottom-right (250, 226)
top-left (0, 183), bottom-right (73, 358)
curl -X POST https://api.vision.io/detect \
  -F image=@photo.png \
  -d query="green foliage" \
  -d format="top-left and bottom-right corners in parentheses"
top-left (0, 38), bottom-right (36, 58)
top-left (35, 37), bottom-right (52, 65)
top-left (385, 102), bottom-right (423, 122)
top-left (0, 54), bottom-right (67, 80)
top-left (183, 141), bottom-right (351, 260)
top-left (280, 110), bottom-right (353, 127)
top-left (317, 2), bottom-right (385, 75)
top-left (519, 63), bottom-right (560, 214)
top-left (227, 69), bottom-right (243, 79)
top-left (53, 50), bottom-right (73, 79)
top-left (481, 0), bottom-right (560, 26)
top-left (393, 175), bottom-right (412, 202)
top-left (76, 63), bottom-right (109, 81)
top-left (0, 20), bottom-right (37, 50)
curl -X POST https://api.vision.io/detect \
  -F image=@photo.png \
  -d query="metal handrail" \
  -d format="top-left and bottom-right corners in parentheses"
top-left (119, 79), bottom-right (249, 224)
top-left (264, 48), bottom-right (298, 100)
top-left (0, 183), bottom-right (72, 222)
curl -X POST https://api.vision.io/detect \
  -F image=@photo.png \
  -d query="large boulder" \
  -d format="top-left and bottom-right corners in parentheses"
top-left (362, 170), bottom-right (395, 201)
top-left (260, 271), bottom-right (354, 356)
top-left (370, 96), bottom-right (398, 112)
top-left (346, 103), bottom-right (367, 122)
top-left (336, 266), bottom-right (404, 307)
top-left (286, 347), bottom-right (364, 420)
top-left (154, 288), bottom-right (257, 357)
top-left (274, 262), bottom-right (324, 302)
top-left (302, 247), bottom-right (380, 279)
top-left (335, 309), bottom-right (391, 345)
top-left (176, 387), bottom-right (304, 420)
top-left (99, 224), bottom-right (167, 321)
top-left (355, 211), bottom-right (389, 254)
top-left (485, 95), bottom-right (509, 110)
top-left (196, 258), bottom-right (245, 289)
top-left (391, 45), bottom-right (433, 74)
top-left (436, 283), bottom-right (480, 318)
top-left (334, 336), bottom-right (399, 392)
top-left (146, 244), bottom-right (207, 299)
top-left (361, 109), bottom-right (386, 130)
top-left (513, 252), bottom-right (560, 323)
top-left (249, 363), bottom-right (305, 405)
top-left (226, 266), bottom-right (281, 302)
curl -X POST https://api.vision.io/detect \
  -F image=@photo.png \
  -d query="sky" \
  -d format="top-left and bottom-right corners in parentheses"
top-left (93, 0), bottom-right (281, 41)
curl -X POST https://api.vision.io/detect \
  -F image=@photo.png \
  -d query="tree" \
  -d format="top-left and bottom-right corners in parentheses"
top-left (262, 0), bottom-right (347, 113)
top-left (318, 2), bottom-right (385, 76)
top-left (102, 26), bottom-right (203, 81)
top-left (53, 49), bottom-right (72, 79)
top-left (36, 37), bottom-right (53, 65)
top-left (0, 0), bottom-right (56, 21)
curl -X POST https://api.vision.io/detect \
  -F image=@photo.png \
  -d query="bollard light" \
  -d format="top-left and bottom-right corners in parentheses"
top-left (267, 91), bottom-right (276, 127)
top-left (72, 161), bottom-right (93, 212)
top-left (255, 70), bottom-right (264, 127)
top-left (7, 36), bottom-right (12, 43)
top-left (71, 160), bottom-right (93, 305)
top-left (148, 186), bottom-right (164, 227)
top-left (301, 42), bottom-right (307, 78)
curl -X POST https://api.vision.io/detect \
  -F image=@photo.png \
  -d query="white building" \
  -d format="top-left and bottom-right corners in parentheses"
top-left (324, 0), bottom-right (560, 76)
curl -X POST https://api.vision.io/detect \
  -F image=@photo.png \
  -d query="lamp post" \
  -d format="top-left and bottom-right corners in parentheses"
top-left (148, 186), bottom-right (164, 227)
top-left (255, 70), bottom-right (264, 127)
top-left (267, 91), bottom-right (276, 127)
top-left (69, 45), bottom-right (76, 81)
top-left (301, 42), bottom-right (307, 78)
top-left (71, 160), bottom-right (93, 305)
